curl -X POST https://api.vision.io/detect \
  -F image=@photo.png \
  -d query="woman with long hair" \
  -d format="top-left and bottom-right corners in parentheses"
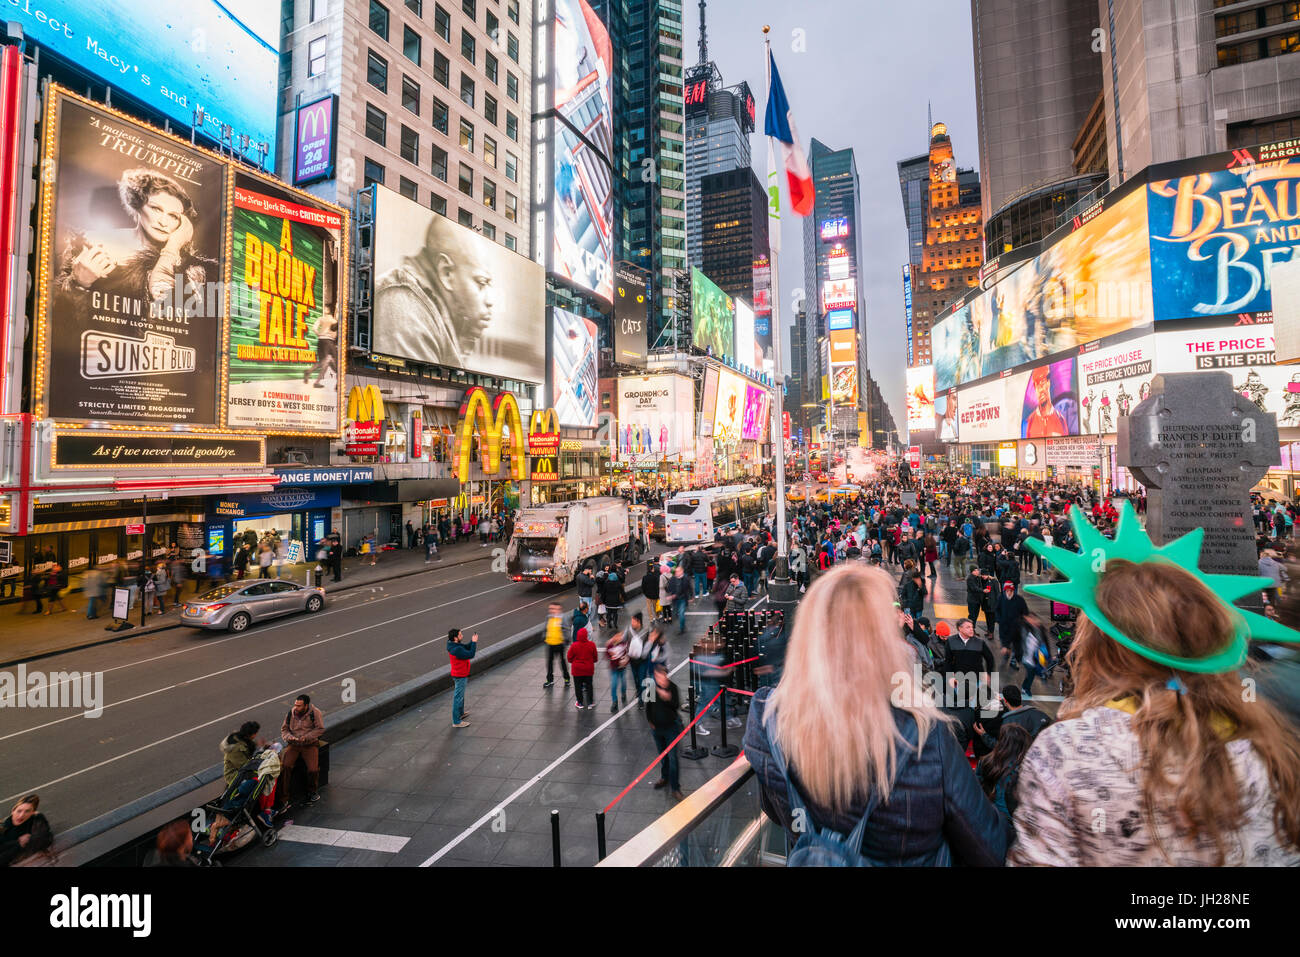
top-left (1012, 559), bottom-right (1300, 865)
top-left (976, 724), bottom-right (1032, 823)
top-left (742, 563), bottom-right (1007, 866)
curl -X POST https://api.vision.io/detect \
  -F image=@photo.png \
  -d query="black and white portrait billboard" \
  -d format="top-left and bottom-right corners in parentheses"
top-left (36, 91), bottom-right (225, 424)
top-left (371, 186), bottom-right (545, 383)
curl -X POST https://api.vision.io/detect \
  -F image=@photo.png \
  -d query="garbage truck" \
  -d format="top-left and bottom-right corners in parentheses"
top-left (505, 497), bottom-right (648, 584)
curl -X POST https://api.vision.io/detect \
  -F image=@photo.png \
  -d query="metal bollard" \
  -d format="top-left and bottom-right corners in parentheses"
top-left (682, 681), bottom-right (708, 760)
top-left (596, 811), bottom-right (608, 861)
top-left (551, 809), bottom-right (561, 868)
top-left (711, 683), bottom-right (739, 759)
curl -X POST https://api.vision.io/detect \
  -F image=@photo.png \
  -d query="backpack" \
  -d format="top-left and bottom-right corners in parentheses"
top-left (766, 717), bottom-right (918, 867)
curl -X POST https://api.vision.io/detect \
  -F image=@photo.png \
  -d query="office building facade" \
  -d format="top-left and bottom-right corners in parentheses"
top-left (698, 167), bottom-right (768, 307)
top-left (685, 78), bottom-right (755, 268)
top-left (970, 0), bottom-right (1105, 257)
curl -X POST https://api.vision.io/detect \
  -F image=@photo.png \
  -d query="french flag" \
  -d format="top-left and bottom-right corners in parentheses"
top-left (764, 52), bottom-right (813, 217)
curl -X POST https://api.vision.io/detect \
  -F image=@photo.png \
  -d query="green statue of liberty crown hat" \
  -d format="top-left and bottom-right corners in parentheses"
top-left (1023, 500), bottom-right (1300, 674)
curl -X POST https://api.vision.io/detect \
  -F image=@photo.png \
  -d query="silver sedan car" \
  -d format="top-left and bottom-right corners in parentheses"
top-left (181, 579), bottom-right (326, 632)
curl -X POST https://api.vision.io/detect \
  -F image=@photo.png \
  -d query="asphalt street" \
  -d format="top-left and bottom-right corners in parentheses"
top-left (0, 555), bottom-right (650, 834)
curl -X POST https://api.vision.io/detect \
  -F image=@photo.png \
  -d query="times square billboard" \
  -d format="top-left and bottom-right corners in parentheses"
top-left (548, 0), bottom-right (615, 303)
top-left (933, 137), bottom-right (1300, 401)
top-left (11, 0), bottom-right (278, 171)
top-left (34, 88), bottom-right (350, 437)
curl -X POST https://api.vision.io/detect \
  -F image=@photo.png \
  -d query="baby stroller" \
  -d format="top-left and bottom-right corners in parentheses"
top-left (195, 748), bottom-right (283, 864)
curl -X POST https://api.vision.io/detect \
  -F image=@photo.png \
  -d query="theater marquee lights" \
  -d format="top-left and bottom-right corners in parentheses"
top-left (454, 387), bottom-right (525, 484)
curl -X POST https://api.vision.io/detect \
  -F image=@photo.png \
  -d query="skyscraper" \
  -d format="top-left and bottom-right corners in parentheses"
top-left (910, 123), bottom-right (982, 369)
top-left (970, 0), bottom-right (1105, 257)
top-left (591, 0), bottom-right (686, 347)
top-left (1101, 0), bottom-right (1300, 183)
top-left (801, 138), bottom-right (868, 443)
top-left (685, 75), bottom-right (755, 268)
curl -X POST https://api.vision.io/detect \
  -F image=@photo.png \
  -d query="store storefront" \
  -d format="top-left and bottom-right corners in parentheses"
top-left (2, 497), bottom-right (206, 600)
top-left (207, 489), bottom-right (338, 565)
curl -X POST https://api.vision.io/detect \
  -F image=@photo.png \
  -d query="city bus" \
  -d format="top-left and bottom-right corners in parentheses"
top-left (665, 484), bottom-right (768, 543)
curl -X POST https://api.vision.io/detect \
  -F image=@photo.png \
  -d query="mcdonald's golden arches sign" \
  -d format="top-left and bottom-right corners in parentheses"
top-left (454, 387), bottom-right (525, 483)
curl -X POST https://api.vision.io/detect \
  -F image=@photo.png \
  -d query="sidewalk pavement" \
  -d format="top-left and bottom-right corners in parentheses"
top-left (0, 538), bottom-right (502, 667)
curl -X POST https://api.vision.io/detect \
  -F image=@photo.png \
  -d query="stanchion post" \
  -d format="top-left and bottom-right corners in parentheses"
top-left (551, 809), bottom-right (561, 868)
top-left (711, 682), bottom-right (739, 759)
top-left (596, 811), bottom-right (607, 861)
top-left (682, 681), bottom-right (708, 760)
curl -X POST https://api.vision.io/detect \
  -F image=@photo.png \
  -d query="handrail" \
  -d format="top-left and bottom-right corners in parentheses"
top-left (597, 755), bottom-right (755, 866)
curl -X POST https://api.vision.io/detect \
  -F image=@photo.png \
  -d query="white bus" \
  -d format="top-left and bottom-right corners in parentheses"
top-left (665, 484), bottom-right (768, 543)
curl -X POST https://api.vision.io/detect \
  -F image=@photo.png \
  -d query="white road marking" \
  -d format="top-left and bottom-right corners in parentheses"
top-left (0, 592), bottom-right (562, 811)
top-left (278, 824), bottom-right (409, 853)
top-left (0, 579), bottom-right (518, 741)
top-left (419, 656), bottom-right (692, 867)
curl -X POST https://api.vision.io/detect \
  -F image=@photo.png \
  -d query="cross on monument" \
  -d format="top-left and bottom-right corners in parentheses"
top-left (1118, 372), bottom-right (1278, 587)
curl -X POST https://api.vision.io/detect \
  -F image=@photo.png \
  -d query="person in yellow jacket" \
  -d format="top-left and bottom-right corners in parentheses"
top-left (542, 601), bottom-right (571, 689)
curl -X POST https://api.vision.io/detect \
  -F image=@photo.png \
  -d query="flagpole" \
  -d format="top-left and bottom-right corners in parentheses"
top-left (764, 27), bottom-right (791, 582)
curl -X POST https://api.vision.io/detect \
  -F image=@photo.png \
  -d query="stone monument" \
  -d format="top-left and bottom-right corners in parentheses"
top-left (1118, 372), bottom-right (1278, 600)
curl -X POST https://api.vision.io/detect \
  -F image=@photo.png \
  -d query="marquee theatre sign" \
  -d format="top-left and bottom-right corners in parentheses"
top-left (1120, 372), bottom-right (1278, 595)
top-left (51, 431), bottom-right (265, 470)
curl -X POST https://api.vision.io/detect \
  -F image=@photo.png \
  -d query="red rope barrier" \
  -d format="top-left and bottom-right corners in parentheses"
top-left (602, 688), bottom-right (724, 814)
top-left (727, 687), bottom-right (754, 697)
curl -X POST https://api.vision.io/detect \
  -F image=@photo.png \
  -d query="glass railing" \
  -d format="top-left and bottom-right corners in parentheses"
top-left (598, 755), bottom-right (787, 867)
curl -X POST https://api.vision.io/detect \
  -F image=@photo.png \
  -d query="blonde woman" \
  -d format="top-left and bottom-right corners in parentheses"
top-left (742, 563), bottom-right (1007, 865)
top-left (1011, 560), bottom-right (1300, 866)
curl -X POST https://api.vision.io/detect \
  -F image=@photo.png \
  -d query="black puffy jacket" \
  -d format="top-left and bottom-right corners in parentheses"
top-left (743, 689), bottom-right (1006, 866)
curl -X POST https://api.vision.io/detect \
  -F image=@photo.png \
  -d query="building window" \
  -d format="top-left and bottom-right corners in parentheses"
top-left (431, 144), bottom-right (448, 180)
top-left (462, 0), bottom-right (475, 18)
top-left (364, 158), bottom-right (385, 186)
top-left (459, 162), bottom-right (473, 196)
top-left (460, 72), bottom-right (475, 108)
top-left (433, 50), bottom-right (450, 86)
top-left (505, 111), bottom-right (517, 141)
top-left (435, 3), bottom-right (451, 39)
top-left (367, 50), bottom-right (388, 92)
top-left (462, 29), bottom-right (476, 63)
top-left (399, 176), bottom-right (418, 201)
top-left (458, 207), bottom-right (473, 228)
top-left (460, 117), bottom-right (474, 151)
top-left (485, 52), bottom-right (498, 84)
top-left (484, 93), bottom-right (498, 125)
top-left (505, 151), bottom-right (518, 182)
top-left (406, 0), bottom-right (421, 13)
top-left (310, 0), bottom-right (326, 21)
top-left (508, 0), bottom-right (519, 25)
top-left (402, 76), bottom-right (421, 114)
top-left (369, 0), bottom-right (389, 40)
top-left (365, 104), bottom-right (387, 146)
top-left (483, 135), bottom-right (497, 168)
top-left (505, 191), bottom-right (517, 222)
top-left (504, 233), bottom-right (517, 251)
top-left (401, 124), bottom-right (419, 163)
top-left (487, 11), bottom-right (499, 45)
top-left (279, 50), bottom-right (292, 88)
top-left (308, 36), bottom-right (327, 76)
top-left (403, 25), bottom-right (422, 65)
top-left (431, 96), bottom-right (449, 133)
top-left (506, 31), bottom-right (518, 62)
top-left (506, 72), bottom-right (519, 101)
top-left (431, 192), bottom-right (448, 216)
top-left (483, 177), bottom-right (496, 210)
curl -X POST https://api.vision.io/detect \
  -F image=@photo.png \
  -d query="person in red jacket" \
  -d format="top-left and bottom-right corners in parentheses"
top-left (448, 628), bottom-right (478, 728)
top-left (567, 626), bottom-right (598, 710)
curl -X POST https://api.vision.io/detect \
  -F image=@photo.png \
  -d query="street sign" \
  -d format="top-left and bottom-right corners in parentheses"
top-left (126, 523), bottom-right (145, 535)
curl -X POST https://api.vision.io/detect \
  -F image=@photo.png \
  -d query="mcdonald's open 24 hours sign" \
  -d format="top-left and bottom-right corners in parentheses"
top-left (294, 95), bottom-right (338, 185)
